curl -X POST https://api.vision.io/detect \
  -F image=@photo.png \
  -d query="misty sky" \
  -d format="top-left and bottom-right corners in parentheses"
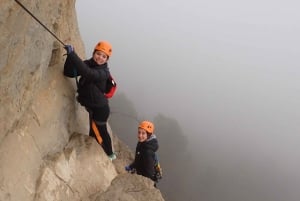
top-left (76, 1), bottom-right (300, 200)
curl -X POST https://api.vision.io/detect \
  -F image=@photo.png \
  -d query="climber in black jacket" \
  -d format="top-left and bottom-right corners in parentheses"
top-left (125, 121), bottom-right (159, 183)
top-left (63, 41), bottom-right (116, 161)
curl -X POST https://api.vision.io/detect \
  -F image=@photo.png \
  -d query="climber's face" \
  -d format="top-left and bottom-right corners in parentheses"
top-left (93, 50), bottom-right (108, 65)
top-left (137, 128), bottom-right (148, 142)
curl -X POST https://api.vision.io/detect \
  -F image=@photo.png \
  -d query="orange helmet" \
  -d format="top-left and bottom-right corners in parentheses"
top-left (94, 41), bottom-right (112, 57)
top-left (138, 121), bottom-right (154, 134)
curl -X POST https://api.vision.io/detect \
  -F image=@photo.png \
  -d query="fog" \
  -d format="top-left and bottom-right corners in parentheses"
top-left (76, 0), bottom-right (300, 200)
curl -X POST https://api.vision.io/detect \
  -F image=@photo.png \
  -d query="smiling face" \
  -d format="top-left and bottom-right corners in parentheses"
top-left (93, 50), bottom-right (108, 65)
top-left (137, 128), bottom-right (149, 142)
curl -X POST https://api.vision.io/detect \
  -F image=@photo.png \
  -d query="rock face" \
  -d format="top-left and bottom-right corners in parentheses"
top-left (0, 1), bottom-right (165, 201)
top-left (95, 174), bottom-right (164, 201)
top-left (34, 133), bottom-right (118, 201)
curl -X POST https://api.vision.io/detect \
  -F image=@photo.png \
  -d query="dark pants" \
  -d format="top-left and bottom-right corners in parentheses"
top-left (86, 104), bottom-right (113, 156)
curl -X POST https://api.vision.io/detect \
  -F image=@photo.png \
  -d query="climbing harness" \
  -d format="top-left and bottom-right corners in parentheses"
top-left (14, 0), bottom-right (66, 46)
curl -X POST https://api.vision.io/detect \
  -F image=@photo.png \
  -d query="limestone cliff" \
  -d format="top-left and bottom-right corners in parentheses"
top-left (0, 1), bottom-right (165, 200)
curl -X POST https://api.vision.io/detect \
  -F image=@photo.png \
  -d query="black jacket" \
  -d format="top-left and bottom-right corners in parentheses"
top-left (130, 135), bottom-right (159, 181)
top-left (64, 52), bottom-right (110, 108)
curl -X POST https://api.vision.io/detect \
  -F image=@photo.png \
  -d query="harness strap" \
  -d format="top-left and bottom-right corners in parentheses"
top-left (91, 120), bottom-right (103, 144)
top-left (87, 108), bottom-right (106, 145)
top-left (73, 68), bottom-right (79, 88)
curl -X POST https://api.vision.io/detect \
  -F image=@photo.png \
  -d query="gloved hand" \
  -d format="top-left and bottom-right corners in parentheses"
top-left (125, 165), bottom-right (132, 172)
top-left (64, 45), bottom-right (74, 54)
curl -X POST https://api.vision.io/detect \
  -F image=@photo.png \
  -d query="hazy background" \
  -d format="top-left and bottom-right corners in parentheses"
top-left (75, 0), bottom-right (300, 200)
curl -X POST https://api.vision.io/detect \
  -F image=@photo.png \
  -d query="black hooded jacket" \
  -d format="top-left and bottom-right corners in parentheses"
top-left (130, 135), bottom-right (159, 181)
top-left (64, 52), bottom-right (110, 108)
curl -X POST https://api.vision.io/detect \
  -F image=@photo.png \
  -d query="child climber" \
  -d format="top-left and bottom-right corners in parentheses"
top-left (63, 41), bottom-right (116, 161)
top-left (125, 121), bottom-right (159, 185)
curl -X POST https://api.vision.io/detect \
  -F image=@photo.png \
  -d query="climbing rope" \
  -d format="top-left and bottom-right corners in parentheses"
top-left (14, 0), bottom-right (66, 46)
